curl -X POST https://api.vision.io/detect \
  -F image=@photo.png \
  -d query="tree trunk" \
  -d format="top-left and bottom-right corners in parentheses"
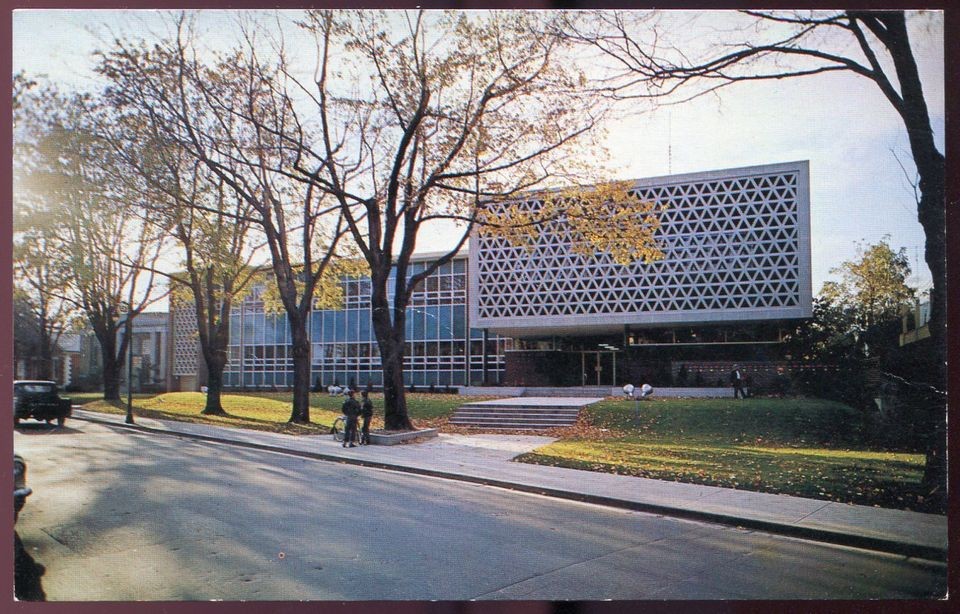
top-left (867, 12), bottom-right (947, 498)
top-left (913, 157), bottom-right (946, 497)
top-left (95, 321), bottom-right (124, 402)
top-left (381, 344), bottom-right (413, 430)
top-left (102, 355), bottom-right (121, 401)
top-left (201, 353), bottom-right (227, 415)
top-left (371, 295), bottom-right (413, 431)
top-left (288, 315), bottom-right (311, 424)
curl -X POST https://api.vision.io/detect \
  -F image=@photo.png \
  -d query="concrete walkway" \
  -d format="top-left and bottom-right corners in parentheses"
top-left (458, 397), bottom-right (602, 408)
top-left (70, 409), bottom-right (947, 562)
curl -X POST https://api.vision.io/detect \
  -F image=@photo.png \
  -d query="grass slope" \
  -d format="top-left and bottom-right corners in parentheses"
top-left (517, 397), bottom-right (934, 513)
top-left (80, 391), bottom-right (477, 436)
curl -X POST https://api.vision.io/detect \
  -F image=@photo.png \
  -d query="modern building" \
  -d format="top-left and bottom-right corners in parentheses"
top-left (170, 161), bottom-right (812, 391)
top-left (471, 161), bottom-right (812, 387)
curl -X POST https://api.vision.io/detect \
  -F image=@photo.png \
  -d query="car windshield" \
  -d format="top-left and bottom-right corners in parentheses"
top-left (17, 384), bottom-right (55, 394)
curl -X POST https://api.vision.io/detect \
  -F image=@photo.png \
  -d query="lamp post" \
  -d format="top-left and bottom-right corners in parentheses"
top-left (126, 344), bottom-right (134, 424)
top-left (623, 384), bottom-right (639, 426)
top-left (624, 383), bottom-right (653, 427)
top-left (122, 304), bottom-right (135, 425)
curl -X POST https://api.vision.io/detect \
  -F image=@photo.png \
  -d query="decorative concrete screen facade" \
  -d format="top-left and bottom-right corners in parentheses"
top-left (470, 162), bottom-right (812, 337)
top-left (171, 296), bottom-right (200, 378)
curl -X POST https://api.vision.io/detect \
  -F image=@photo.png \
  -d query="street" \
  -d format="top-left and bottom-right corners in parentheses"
top-left (13, 420), bottom-right (947, 601)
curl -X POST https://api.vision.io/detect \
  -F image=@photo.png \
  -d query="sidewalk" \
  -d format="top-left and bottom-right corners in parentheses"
top-left (71, 409), bottom-right (948, 562)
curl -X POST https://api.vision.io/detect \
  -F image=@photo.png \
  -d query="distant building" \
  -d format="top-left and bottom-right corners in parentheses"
top-left (900, 300), bottom-right (931, 346)
top-left (118, 312), bottom-right (169, 392)
top-left (55, 333), bottom-right (83, 387)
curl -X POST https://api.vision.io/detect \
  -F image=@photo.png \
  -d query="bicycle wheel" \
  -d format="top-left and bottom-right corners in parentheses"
top-left (332, 416), bottom-right (345, 442)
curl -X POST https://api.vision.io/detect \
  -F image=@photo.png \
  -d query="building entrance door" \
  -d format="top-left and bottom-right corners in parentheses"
top-left (581, 351), bottom-right (616, 387)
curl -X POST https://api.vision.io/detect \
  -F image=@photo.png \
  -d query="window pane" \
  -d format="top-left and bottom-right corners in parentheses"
top-left (453, 306), bottom-right (466, 338)
top-left (335, 311), bottom-right (346, 342)
top-left (439, 305), bottom-right (453, 339)
top-left (359, 310), bottom-right (371, 341)
top-left (323, 311), bottom-right (335, 340)
top-left (413, 309), bottom-right (425, 340)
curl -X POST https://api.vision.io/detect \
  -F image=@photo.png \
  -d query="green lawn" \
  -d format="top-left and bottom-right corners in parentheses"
top-left (79, 391), bottom-right (480, 436)
top-left (240, 391), bottom-right (473, 421)
top-left (67, 392), bottom-right (155, 405)
top-left (517, 397), bottom-right (935, 513)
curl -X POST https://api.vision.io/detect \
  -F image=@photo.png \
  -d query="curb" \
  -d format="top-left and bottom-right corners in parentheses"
top-left (73, 413), bottom-right (947, 563)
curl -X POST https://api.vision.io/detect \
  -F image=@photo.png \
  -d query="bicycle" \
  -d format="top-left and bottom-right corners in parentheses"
top-left (331, 415), bottom-right (360, 445)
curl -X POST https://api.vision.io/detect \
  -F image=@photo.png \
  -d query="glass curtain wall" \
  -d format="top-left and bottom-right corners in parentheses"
top-left (222, 257), bottom-right (506, 389)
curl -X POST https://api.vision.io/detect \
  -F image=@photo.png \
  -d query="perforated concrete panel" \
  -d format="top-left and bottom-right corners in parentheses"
top-left (171, 295), bottom-right (200, 376)
top-left (469, 162), bottom-right (812, 337)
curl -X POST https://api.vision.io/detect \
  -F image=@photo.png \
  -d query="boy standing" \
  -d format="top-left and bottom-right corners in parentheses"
top-left (341, 390), bottom-right (361, 447)
top-left (360, 390), bottom-right (374, 445)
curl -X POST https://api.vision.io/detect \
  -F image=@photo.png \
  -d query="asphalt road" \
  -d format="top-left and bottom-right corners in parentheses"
top-left (13, 420), bottom-right (947, 601)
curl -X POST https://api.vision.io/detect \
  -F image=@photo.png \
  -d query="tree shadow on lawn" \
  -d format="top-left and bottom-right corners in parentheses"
top-left (85, 401), bottom-right (336, 436)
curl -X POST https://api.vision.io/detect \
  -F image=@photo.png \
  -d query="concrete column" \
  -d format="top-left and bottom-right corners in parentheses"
top-left (482, 329), bottom-right (489, 385)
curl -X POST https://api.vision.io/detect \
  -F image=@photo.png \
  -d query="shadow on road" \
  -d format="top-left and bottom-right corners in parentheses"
top-left (15, 532), bottom-right (46, 601)
top-left (14, 423), bottom-right (82, 435)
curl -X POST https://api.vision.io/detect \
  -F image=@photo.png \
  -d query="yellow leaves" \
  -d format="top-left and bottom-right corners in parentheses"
top-left (254, 257), bottom-right (370, 313)
top-left (477, 205), bottom-right (540, 251)
top-left (313, 258), bottom-right (370, 310)
top-left (479, 180), bottom-right (666, 266)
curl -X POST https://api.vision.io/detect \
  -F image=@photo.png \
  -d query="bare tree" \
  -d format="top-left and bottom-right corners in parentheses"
top-left (16, 87), bottom-right (167, 401)
top-left (98, 16), bottom-right (352, 423)
top-left (291, 10), bottom-right (621, 429)
top-left (562, 9), bottom-right (944, 379)
top-left (97, 110), bottom-right (262, 415)
top-left (559, 9), bottom-right (946, 491)
top-left (13, 74), bottom-right (75, 381)
top-left (12, 238), bottom-right (74, 381)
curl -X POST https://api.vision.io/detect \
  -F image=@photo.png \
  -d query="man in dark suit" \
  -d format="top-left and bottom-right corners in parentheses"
top-left (341, 390), bottom-right (361, 447)
top-left (730, 365), bottom-right (746, 399)
top-left (359, 390), bottom-right (374, 445)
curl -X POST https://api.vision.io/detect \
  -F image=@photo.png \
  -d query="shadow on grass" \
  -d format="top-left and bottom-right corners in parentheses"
top-left (83, 400), bottom-right (333, 436)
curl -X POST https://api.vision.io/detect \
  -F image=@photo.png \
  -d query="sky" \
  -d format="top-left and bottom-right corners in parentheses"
top-left (12, 8), bottom-right (943, 297)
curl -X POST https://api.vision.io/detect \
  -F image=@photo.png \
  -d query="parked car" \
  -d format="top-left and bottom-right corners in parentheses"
top-left (14, 454), bottom-right (31, 522)
top-left (14, 380), bottom-right (72, 427)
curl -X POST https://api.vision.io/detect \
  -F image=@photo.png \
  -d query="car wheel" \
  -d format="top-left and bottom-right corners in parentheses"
top-left (57, 416), bottom-right (66, 427)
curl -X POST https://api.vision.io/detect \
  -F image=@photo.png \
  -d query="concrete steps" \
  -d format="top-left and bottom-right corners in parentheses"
top-left (450, 397), bottom-right (597, 429)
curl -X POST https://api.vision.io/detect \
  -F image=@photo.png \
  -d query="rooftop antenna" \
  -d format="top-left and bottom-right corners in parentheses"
top-left (667, 110), bottom-right (673, 175)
